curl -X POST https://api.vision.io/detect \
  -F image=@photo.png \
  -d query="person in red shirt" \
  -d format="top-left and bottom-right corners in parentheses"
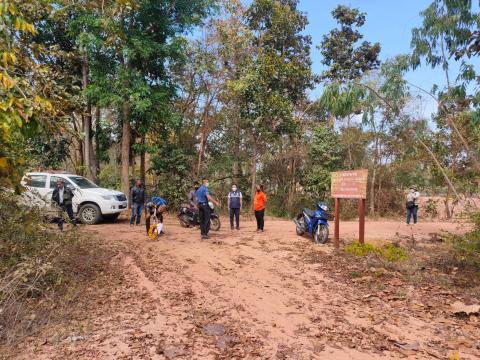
top-left (253, 184), bottom-right (267, 232)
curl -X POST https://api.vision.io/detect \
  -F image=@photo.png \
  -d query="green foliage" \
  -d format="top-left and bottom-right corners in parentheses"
top-left (240, 0), bottom-right (313, 134)
top-left (151, 145), bottom-right (195, 209)
top-left (97, 163), bottom-right (121, 191)
top-left (26, 136), bottom-right (71, 169)
top-left (344, 242), bottom-right (378, 257)
top-left (319, 5), bottom-right (381, 81)
top-left (302, 125), bottom-right (344, 200)
top-left (449, 210), bottom-right (480, 268)
top-left (344, 241), bottom-right (408, 262)
top-left (424, 198), bottom-right (439, 217)
top-left (0, 0), bottom-right (68, 188)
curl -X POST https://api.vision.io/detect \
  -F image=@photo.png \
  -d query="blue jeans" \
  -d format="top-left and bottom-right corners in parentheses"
top-left (406, 206), bottom-right (418, 224)
top-left (130, 203), bottom-right (143, 225)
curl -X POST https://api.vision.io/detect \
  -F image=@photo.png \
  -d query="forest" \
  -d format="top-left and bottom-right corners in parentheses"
top-left (1, 0), bottom-right (479, 217)
top-left (1, 0), bottom-right (480, 357)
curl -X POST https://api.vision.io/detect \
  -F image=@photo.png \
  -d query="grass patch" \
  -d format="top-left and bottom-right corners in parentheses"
top-left (344, 241), bottom-right (407, 262)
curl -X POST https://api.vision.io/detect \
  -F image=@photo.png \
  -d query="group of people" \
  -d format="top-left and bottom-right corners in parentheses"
top-left (128, 177), bottom-right (268, 240)
top-left (50, 175), bottom-right (421, 235)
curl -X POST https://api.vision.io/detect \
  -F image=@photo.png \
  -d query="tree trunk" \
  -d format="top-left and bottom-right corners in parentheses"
top-left (196, 95), bottom-right (211, 178)
top-left (140, 134), bottom-right (146, 186)
top-left (445, 115), bottom-right (480, 173)
top-left (232, 119), bottom-right (240, 184)
top-left (444, 187), bottom-right (452, 219)
top-left (196, 131), bottom-right (206, 178)
top-left (93, 107), bottom-right (101, 182)
top-left (370, 136), bottom-right (379, 215)
top-left (72, 114), bottom-right (84, 173)
top-left (121, 101), bottom-right (131, 200)
top-left (416, 135), bottom-right (460, 200)
top-left (251, 135), bottom-right (257, 201)
top-left (82, 53), bottom-right (92, 179)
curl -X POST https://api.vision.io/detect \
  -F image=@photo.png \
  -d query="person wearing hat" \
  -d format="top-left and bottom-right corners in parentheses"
top-left (405, 185), bottom-right (420, 225)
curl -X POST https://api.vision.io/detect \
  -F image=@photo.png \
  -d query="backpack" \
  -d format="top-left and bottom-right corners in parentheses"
top-left (151, 196), bottom-right (167, 207)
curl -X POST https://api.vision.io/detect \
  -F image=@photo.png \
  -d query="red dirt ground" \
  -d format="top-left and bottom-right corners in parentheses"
top-left (11, 216), bottom-right (479, 359)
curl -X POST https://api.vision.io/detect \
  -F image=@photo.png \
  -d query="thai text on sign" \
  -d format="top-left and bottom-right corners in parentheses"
top-left (331, 169), bottom-right (368, 199)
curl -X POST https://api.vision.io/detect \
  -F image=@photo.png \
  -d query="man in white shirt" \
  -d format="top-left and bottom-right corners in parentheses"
top-left (406, 185), bottom-right (420, 225)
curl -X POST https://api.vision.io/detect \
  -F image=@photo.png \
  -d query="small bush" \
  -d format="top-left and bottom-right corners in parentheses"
top-left (380, 243), bottom-right (408, 262)
top-left (449, 210), bottom-right (480, 269)
top-left (344, 242), bottom-right (378, 257)
top-left (344, 241), bottom-right (407, 262)
top-left (424, 198), bottom-right (439, 218)
top-left (97, 163), bottom-right (121, 190)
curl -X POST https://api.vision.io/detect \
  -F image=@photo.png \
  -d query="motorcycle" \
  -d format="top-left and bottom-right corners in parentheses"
top-left (293, 202), bottom-right (334, 244)
top-left (178, 201), bottom-right (221, 231)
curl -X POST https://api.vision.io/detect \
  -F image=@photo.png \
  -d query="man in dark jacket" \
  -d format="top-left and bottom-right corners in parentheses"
top-left (130, 180), bottom-right (145, 226)
top-left (52, 179), bottom-right (76, 230)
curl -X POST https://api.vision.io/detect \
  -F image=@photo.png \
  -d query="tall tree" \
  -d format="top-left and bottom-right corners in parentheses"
top-left (240, 0), bottom-right (313, 197)
top-left (411, 0), bottom-right (480, 173)
top-left (85, 0), bottom-right (214, 197)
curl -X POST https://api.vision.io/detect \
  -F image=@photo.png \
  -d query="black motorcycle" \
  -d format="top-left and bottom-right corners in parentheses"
top-left (178, 202), bottom-right (221, 231)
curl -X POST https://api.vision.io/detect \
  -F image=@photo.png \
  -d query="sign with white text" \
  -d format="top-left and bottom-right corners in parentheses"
top-left (331, 170), bottom-right (368, 199)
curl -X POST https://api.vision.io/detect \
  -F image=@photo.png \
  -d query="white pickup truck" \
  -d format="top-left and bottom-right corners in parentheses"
top-left (21, 172), bottom-right (127, 224)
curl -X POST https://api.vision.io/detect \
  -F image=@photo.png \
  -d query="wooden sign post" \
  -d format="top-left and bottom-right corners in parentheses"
top-left (331, 169), bottom-right (368, 248)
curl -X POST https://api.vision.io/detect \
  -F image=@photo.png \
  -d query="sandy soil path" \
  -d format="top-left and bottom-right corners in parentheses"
top-left (15, 217), bottom-right (478, 359)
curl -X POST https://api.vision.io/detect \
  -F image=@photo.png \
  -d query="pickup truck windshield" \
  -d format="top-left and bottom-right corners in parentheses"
top-left (68, 176), bottom-right (99, 189)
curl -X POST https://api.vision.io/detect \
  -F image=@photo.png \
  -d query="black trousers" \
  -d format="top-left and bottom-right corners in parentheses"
top-left (230, 208), bottom-right (240, 228)
top-left (199, 203), bottom-right (211, 236)
top-left (255, 209), bottom-right (265, 230)
top-left (58, 204), bottom-right (76, 230)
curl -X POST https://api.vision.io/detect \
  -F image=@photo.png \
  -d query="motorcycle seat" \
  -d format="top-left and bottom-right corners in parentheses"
top-left (302, 208), bottom-right (315, 218)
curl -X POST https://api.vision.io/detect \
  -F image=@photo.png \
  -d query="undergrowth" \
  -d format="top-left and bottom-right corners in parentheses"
top-left (448, 210), bottom-right (480, 270)
top-left (0, 191), bottom-right (112, 344)
top-left (344, 241), bottom-right (408, 262)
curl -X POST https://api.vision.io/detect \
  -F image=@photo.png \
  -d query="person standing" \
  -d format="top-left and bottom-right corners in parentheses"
top-left (129, 180), bottom-right (145, 226)
top-left (188, 181), bottom-right (200, 225)
top-left (196, 177), bottom-right (220, 239)
top-left (406, 185), bottom-right (420, 225)
top-left (228, 184), bottom-right (243, 230)
top-left (52, 179), bottom-right (76, 230)
top-left (253, 184), bottom-right (267, 232)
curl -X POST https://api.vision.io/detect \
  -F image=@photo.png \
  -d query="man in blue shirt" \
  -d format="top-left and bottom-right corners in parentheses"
top-left (196, 177), bottom-right (220, 239)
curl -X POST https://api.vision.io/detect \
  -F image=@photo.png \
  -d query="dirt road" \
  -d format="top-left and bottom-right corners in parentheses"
top-left (17, 217), bottom-right (478, 359)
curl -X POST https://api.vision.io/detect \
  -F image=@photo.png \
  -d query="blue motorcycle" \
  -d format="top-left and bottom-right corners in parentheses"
top-left (293, 202), bottom-right (334, 244)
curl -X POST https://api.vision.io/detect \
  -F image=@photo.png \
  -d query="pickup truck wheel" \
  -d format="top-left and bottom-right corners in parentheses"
top-left (79, 204), bottom-right (102, 224)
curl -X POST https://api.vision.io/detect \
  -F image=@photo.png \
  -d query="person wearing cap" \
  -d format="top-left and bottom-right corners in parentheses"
top-left (51, 179), bottom-right (76, 230)
top-left (406, 185), bottom-right (420, 225)
top-left (195, 177), bottom-right (220, 239)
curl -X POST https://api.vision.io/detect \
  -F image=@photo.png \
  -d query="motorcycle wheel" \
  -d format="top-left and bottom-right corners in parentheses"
top-left (314, 225), bottom-right (329, 244)
top-left (210, 217), bottom-right (221, 231)
top-left (178, 214), bottom-right (190, 228)
top-left (296, 226), bottom-right (305, 236)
